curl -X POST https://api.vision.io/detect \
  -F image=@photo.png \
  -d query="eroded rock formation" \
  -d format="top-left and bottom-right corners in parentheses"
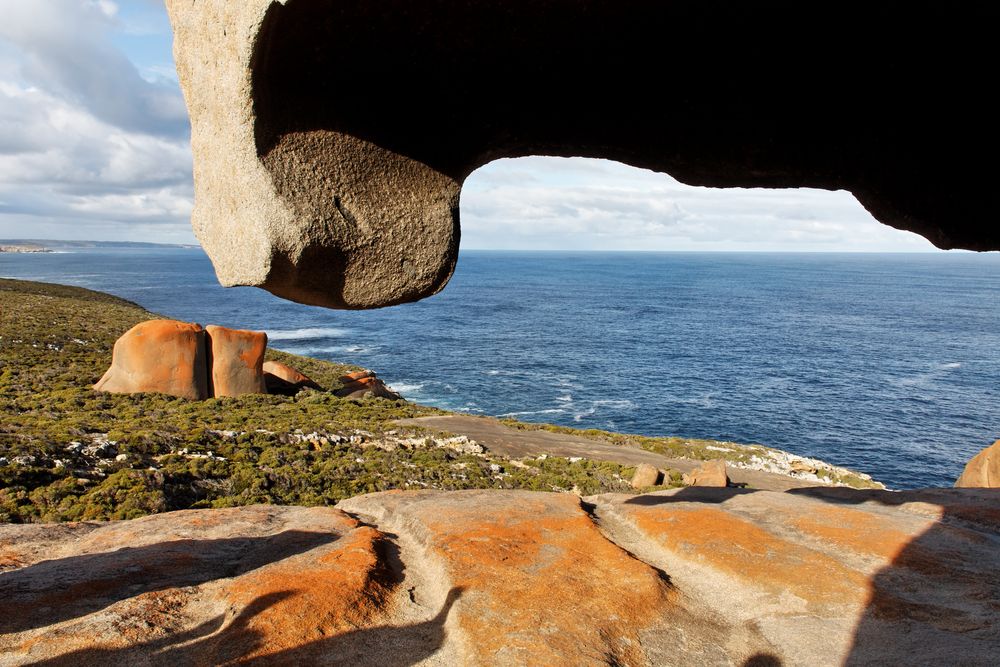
top-left (93, 320), bottom-right (209, 400)
top-left (166, 0), bottom-right (998, 310)
top-left (206, 325), bottom-right (268, 397)
top-left (335, 370), bottom-right (401, 400)
top-left (263, 359), bottom-right (321, 394)
top-left (95, 320), bottom-right (267, 399)
top-left (2, 488), bottom-right (998, 664)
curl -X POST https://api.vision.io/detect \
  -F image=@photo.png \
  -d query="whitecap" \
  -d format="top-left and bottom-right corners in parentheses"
top-left (555, 394), bottom-right (573, 403)
top-left (267, 327), bottom-right (349, 341)
top-left (391, 383), bottom-right (424, 394)
top-left (273, 344), bottom-right (375, 356)
top-left (499, 409), bottom-right (567, 417)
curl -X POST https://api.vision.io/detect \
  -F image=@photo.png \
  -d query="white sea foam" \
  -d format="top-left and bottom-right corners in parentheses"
top-left (555, 394), bottom-right (573, 403)
top-left (941, 362), bottom-right (962, 369)
top-left (273, 344), bottom-right (375, 356)
top-left (391, 383), bottom-right (424, 394)
top-left (499, 409), bottom-right (566, 417)
top-left (267, 327), bottom-right (349, 341)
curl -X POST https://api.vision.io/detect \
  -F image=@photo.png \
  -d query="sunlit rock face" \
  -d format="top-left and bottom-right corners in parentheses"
top-left (2, 489), bottom-right (999, 663)
top-left (955, 440), bottom-right (1000, 488)
top-left (166, 0), bottom-right (997, 310)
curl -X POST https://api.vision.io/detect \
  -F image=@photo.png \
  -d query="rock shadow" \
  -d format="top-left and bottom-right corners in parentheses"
top-left (34, 586), bottom-right (464, 666)
top-left (623, 486), bottom-right (760, 506)
top-left (0, 529), bottom-right (337, 634)
top-left (628, 484), bottom-right (1000, 662)
top-left (785, 487), bottom-right (1000, 663)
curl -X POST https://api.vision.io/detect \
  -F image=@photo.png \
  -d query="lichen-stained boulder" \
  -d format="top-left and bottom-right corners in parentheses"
top-left (336, 370), bottom-right (401, 400)
top-left (262, 359), bottom-right (321, 395)
top-left (93, 319), bottom-right (208, 400)
top-left (955, 440), bottom-right (1000, 488)
top-left (205, 325), bottom-right (267, 397)
top-left (166, 0), bottom-right (998, 311)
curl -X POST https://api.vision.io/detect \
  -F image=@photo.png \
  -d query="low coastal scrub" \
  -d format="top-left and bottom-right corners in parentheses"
top-left (0, 279), bottom-right (637, 522)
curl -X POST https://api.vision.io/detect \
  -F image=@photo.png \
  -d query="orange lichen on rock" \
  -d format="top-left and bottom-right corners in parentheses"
top-left (791, 505), bottom-right (920, 561)
top-left (336, 371), bottom-right (401, 399)
top-left (205, 325), bottom-right (267, 397)
top-left (262, 359), bottom-right (321, 394)
top-left (340, 490), bottom-right (675, 665)
top-left (955, 440), bottom-right (1000, 488)
top-left (93, 319), bottom-right (208, 399)
top-left (624, 504), bottom-right (869, 607)
top-left (216, 525), bottom-right (398, 661)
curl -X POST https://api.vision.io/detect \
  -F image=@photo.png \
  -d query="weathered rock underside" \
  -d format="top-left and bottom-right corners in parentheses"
top-left (166, 0), bottom-right (998, 309)
top-left (2, 488), bottom-right (998, 665)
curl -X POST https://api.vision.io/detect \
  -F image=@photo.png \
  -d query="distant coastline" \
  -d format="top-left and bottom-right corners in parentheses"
top-left (0, 238), bottom-right (198, 250)
top-left (0, 243), bottom-right (52, 254)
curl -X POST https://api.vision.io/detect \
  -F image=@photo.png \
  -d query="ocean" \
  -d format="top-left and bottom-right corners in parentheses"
top-left (3, 247), bottom-right (998, 490)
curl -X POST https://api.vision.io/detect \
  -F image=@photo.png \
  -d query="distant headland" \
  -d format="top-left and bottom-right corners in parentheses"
top-left (0, 243), bottom-right (52, 253)
top-left (0, 239), bottom-right (198, 251)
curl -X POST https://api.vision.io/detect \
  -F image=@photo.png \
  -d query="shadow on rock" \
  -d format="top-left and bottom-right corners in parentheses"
top-left (623, 486), bottom-right (760, 505)
top-left (785, 487), bottom-right (1000, 663)
top-left (0, 529), bottom-right (336, 634)
top-left (242, 585), bottom-right (465, 666)
top-left (35, 586), bottom-right (464, 666)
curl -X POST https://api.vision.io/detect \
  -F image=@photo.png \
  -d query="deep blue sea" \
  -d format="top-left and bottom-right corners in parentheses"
top-left (3, 248), bottom-right (999, 489)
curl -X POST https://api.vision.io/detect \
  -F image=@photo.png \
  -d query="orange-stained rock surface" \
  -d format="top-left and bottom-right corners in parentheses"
top-left (205, 325), bottom-right (267, 397)
top-left (336, 370), bottom-right (401, 400)
top-left (955, 439), bottom-right (1000, 488)
top-left (93, 319), bottom-right (208, 400)
top-left (2, 489), bottom-right (1000, 665)
top-left (262, 359), bottom-right (321, 394)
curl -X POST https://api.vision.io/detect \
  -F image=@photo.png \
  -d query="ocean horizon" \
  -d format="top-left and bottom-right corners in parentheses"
top-left (3, 246), bottom-right (998, 490)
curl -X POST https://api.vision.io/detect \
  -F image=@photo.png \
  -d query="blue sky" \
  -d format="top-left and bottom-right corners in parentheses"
top-left (0, 1), bottom-right (938, 251)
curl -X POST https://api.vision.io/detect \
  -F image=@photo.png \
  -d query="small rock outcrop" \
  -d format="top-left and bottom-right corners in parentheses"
top-left (262, 360), bottom-right (321, 395)
top-left (205, 325), bottom-right (267, 397)
top-left (93, 319), bottom-right (209, 400)
top-left (630, 462), bottom-right (661, 488)
top-left (2, 488), bottom-right (999, 664)
top-left (682, 459), bottom-right (729, 487)
top-left (955, 440), bottom-right (1000, 488)
top-left (336, 370), bottom-right (401, 400)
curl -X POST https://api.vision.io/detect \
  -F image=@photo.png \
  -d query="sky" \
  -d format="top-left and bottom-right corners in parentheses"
top-left (0, 1), bottom-right (938, 251)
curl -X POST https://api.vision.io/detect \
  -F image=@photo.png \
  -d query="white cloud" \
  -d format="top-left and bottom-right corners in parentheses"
top-left (0, 1), bottom-right (193, 242)
top-left (460, 157), bottom-right (936, 251)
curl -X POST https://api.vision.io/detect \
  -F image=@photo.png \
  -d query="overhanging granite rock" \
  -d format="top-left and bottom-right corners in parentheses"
top-left (167, 0), bottom-right (998, 309)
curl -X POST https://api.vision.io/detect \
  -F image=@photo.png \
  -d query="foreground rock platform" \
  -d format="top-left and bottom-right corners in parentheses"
top-left (2, 488), bottom-right (998, 665)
